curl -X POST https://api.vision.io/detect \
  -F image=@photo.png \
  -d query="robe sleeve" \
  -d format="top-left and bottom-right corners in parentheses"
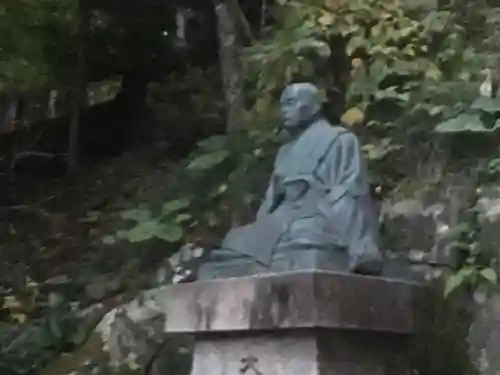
top-left (322, 131), bottom-right (382, 272)
top-left (324, 131), bottom-right (368, 205)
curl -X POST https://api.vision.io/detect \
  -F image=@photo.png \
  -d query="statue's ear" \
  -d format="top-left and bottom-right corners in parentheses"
top-left (296, 102), bottom-right (310, 117)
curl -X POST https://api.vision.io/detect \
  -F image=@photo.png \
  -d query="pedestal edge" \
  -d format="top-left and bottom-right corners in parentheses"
top-left (154, 270), bottom-right (424, 334)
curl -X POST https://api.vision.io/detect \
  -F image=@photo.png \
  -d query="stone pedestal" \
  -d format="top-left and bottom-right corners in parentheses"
top-left (155, 271), bottom-right (423, 375)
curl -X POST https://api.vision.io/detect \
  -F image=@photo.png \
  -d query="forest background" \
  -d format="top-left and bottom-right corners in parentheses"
top-left (2, 0), bottom-right (500, 374)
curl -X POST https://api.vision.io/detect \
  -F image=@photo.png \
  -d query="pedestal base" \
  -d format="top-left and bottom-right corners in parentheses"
top-left (155, 271), bottom-right (423, 375)
top-left (192, 330), bottom-right (409, 375)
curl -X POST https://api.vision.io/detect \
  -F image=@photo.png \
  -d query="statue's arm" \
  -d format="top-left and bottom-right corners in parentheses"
top-left (326, 131), bottom-right (368, 204)
top-left (325, 130), bottom-right (382, 273)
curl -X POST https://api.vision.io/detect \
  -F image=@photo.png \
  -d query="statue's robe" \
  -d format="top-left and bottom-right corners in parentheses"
top-left (203, 119), bottom-right (382, 277)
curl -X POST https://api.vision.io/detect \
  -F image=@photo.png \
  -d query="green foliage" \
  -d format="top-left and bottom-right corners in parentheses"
top-left (106, 127), bottom-right (283, 249)
top-left (187, 149), bottom-right (230, 171)
top-left (105, 198), bottom-right (192, 245)
top-left (106, 1), bottom-right (500, 310)
top-left (0, 294), bottom-right (86, 375)
top-left (435, 114), bottom-right (497, 133)
top-left (432, 2), bottom-right (500, 133)
top-left (246, 0), bottom-right (466, 125)
top-left (107, 0), bottom-right (500, 248)
top-left (0, 0), bottom-right (78, 92)
top-left (443, 185), bottom-right (498, 298)
top-left (435, 98), bottom-right (500, 133)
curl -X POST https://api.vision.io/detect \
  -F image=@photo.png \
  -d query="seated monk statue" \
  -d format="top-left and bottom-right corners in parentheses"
top-left (197, 82), bottom-right (383, 280)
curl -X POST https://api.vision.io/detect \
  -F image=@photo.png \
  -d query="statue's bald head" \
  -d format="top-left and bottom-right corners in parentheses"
top-left (280, 83), bottom-right (322, 129)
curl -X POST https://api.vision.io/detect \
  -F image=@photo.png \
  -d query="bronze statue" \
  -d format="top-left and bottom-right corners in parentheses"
top-left (198, 83), bottom-right (383, 280)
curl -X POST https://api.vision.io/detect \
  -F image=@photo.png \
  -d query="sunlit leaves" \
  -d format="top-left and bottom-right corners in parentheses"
top-left (126, 220), bottom-right (184, 243)
top-left (421, 10), bottom-right (451, 33)
top-left (341, 107), bottom-right (364, 126)
top-left (424, 65), bottom-right (442, 81)
top-left (120, 209), bottom-right (151, 222)
top-left (107, 197), bottom-right (192, 245)
top-left (2, 296), bottom-right (27, 324)
top-left (153, 223), bottom-right (184, 243)
top-left (362, 138), bottom-right (402, 161)
top-left (374, 87), bottom-right (410, 103)
top-left (470, 97), bottom-right (500, 113)
top-left (346, 35), bottom-right (366, 56)
top-left (187, 149), bottom-right (230, 171)
top-left (444, 266), bottom-right (475, 297)
top-left (197, 135), bottom-right (229, 151)
top-left (245, 0), bottom-right (472, 141)
top-left (435, 114), bottom-right (496, 133)
top-left (444, 266), bottom-right (498, 298)
top-left (480, 268), bottom-right (498, 284)
top-left (318, 11), bottom-right (335, 27)
top-left (162, 198), bottom-right (191, 215)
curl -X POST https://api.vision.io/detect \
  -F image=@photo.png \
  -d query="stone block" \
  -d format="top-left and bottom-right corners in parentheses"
top-left (156, 271), bottom-right (423, 375)
top-left (191, 330), bottom-right (409, 375)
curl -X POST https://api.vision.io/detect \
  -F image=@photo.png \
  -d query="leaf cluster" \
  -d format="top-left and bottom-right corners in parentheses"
top-left (443, 208), bottom-right (498, 298)
top-left (0, 0), bottom-right (78, 92)
top-left (0, 294), bottom-right (86, 375)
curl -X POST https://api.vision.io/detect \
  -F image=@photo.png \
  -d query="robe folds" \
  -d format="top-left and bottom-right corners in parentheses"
top-left (219, 119), bottom-right (382, 272)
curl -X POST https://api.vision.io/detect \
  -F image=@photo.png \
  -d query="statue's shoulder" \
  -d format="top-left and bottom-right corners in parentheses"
top-left (327, 124), bottom-right (348, 136)
top-left (314, 121), bottom-right (351, 141)
top-left (327, 124), bottom-right (360, 145)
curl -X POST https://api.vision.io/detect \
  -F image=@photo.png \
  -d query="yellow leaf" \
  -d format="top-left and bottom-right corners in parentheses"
top-left (11, 313), bottom-right (27, 324)
top-left (425, 66), bottom-right (442, 81)
top-left (318, 11), bottom-right (335, 26)
top-left (341, 107), bottom-right (365, 127)
top-left (403, 44), bottom-right (416, 57)
top-left (351, 58), bottom-right (363, 69)
top-left (26, 276), bottom-right (39, 289)
top-left (399, 27), bottom-right (414, 38)
top-left (371, 23), bottom-right (383, 38)
top-left (325, 0), bottom-right (342, 9)
top-left (255, 98), bottom-right (269, 114)
top-left (3, 296), bottom-right (22, 310)
top-left (380, 12), bottom-right (392, 20)
top-left (127, 361), bottom-right (140, 371)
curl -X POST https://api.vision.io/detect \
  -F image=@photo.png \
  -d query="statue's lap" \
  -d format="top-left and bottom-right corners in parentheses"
top-left (197, 246), bottom-right (350, 281)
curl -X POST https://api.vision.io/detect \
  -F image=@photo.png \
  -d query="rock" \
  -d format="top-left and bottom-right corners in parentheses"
top-left (477, 186), bottom-right (500, 260)
top-left (469, 294), bottom-right (500, 375)
top-left (385, 178), bottom-right (500, 375)
top-left (95, 299), bottom-right (165, 370)
top-left (411, 283), bottom-right (475, 375)
top-left (381, 175), bottom-right (480, 375)
top-left (468, 185), bottom-right (500, 375)
top-left (382, 198), bottom-right (452, 270)
top-left (39, 288), bottom-right (192, 375)
top-left (382, 172), bottom-right (477, 269)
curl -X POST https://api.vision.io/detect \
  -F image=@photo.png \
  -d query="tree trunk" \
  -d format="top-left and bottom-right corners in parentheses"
top-left (0, 96), bottom-right (18, 134)
top-left (48, 90), bottom-right (58, 119)
top-left (67, 0), bottom-right (89, 173)
top-left (214, 0), bottom-right (251, 224)
top-left (214, 0), bottom-right (245, 134)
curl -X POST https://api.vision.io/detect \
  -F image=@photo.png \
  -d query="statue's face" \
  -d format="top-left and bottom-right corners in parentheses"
top-left (280, 92), bottom-right (303, 129)
top-left (279, 83), bottom-right (320, 129)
